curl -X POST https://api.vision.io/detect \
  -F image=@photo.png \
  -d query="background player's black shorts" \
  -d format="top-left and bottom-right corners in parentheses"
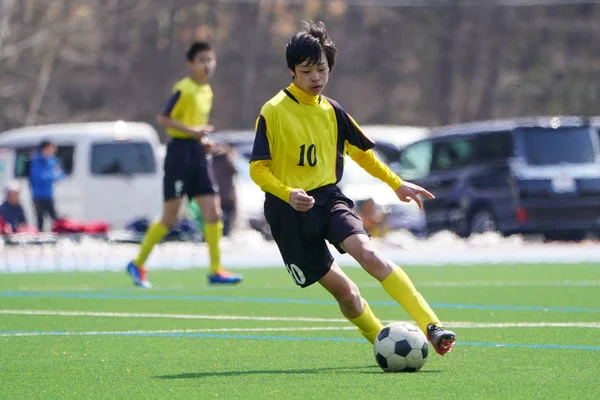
top-left (163, 138), bottom-right (216, 201)
top-left (264, 185), bottom-right (367, 288)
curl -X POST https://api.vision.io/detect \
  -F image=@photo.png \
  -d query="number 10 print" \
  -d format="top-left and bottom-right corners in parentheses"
top-left (297, 144), bottom-right (317, 167)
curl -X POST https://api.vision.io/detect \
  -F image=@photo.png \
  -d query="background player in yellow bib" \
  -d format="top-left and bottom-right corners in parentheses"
top-left (250, 22), bottom-right (455, 355)
top-left (126, 42), bottom-right (242, 287)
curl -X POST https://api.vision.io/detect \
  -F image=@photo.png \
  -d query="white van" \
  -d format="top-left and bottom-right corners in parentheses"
top-left (0, 121), bottom-right (163, 230)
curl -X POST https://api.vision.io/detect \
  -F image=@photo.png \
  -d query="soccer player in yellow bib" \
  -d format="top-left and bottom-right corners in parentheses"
top-left (126, 42), bottom-right (242, 287)
top-left (250, 22), bottom-right (455, 355)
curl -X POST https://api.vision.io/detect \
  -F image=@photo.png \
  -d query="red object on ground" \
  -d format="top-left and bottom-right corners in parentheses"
top-left (51, 218), bottom-right (109, 234)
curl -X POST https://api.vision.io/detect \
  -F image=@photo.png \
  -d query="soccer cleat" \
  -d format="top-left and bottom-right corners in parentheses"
top-left (126, 261), bottom-right (152, 288)
top-left (208, 269), bottom-right (243, 285)
top-left (427, 324), bottom-right (456, 356)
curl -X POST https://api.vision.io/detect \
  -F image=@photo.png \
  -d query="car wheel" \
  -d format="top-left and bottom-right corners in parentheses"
top-left (470, 209), bottom-right (497, 235)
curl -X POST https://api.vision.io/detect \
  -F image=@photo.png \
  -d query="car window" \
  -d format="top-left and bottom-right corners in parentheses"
top-left (519, 127), bottom-right (595, 165)
top-left (91, 142), bottom-right (156, 175)
top-left (398, 141), bottom-right (432, 180)
top-left (14, 145), bottom-right (75, 178)
top-left (431, 138), bottom-right (473, 171)
top-left (475, 132), bottom-right (514, 162)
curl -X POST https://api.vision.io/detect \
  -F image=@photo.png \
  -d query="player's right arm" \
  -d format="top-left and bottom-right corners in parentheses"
top-left (156, 89), bottom-right (213, 139)
top-left (249, 108), bottom-right (314, 211)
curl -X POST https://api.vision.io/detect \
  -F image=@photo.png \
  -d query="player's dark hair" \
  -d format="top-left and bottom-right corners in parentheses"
top-left (186, 41), bottom-right (212, 61)
top-left (286, 21), bottom-right (336, 71)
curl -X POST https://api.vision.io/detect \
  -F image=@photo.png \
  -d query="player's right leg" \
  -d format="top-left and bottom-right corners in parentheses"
top-left (318, 263), bottom-right (383, 344)
top-left (127, 141), bottom-right (186, 288)
top-left (264, 191), bottom-right (383, 343)
top-left (126, 199), bottom-right (181, 288)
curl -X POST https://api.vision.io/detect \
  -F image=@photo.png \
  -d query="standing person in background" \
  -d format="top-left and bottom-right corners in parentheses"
top-left (125, 41), bottom-right (242, 288)
top-left (29, 140), bottom-right (64, 232)
top-left (211, 143), bottom-right (238, 237)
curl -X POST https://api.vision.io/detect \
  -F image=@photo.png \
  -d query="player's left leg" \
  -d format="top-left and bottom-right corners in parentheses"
top-left (342, 233), bottom-right (456, 355)
top-left (128, 198), bottom-right (182, 288)
top-left (194, 193), bottom-right (242, 284)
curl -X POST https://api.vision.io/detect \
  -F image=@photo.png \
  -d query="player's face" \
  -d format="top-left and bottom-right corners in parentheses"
top-left (188, 50), bottom-right (216, 82)
top-left (42, 144), bottom-right (57, 157)
top-left (291, 50), bottom-right (329, 96)
top-left (7, 191), bottom-right (20, 206)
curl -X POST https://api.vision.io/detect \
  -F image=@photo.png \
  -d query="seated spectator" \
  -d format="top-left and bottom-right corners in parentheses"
top-left (0, 181), bottom-right (27, 234)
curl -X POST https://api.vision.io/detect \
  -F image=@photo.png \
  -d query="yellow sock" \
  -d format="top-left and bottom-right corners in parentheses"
top-left (381, 268), bottom-right (441, 334)
top-left (347, 299), bottom-right (384, 344)
top-left (204, 221), bottom-right (223, 274)
top-left (133, 222), bottom-right (169, 267)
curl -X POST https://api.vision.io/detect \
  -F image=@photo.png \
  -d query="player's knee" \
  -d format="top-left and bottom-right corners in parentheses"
top-left (358, 247), bottom-right (383, 269)
top-left (160, 208), bottom-right (179, 228)
top-left (160, 214), bottom-right (177, 229)
top-left (336, 283), bottom-right (362, 310)
top-left (203, 208), bottom-right (222, 224)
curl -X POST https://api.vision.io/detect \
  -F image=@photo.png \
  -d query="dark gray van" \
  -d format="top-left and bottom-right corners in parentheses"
top-left (393, 116), bottom-right (600, 240)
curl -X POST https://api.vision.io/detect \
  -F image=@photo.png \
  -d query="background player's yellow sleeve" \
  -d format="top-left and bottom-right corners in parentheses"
top-left (249, 160), bottom-right (294, 203)
top-left (346, 144), bottom-right (403, 190)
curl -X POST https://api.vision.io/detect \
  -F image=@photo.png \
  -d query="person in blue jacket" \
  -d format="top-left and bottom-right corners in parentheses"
top-left (29, 140), bottom-right (64, 231)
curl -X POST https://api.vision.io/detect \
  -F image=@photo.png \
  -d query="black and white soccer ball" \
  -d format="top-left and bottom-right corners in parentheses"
top-left (373, 322), bottom-right (428, 372)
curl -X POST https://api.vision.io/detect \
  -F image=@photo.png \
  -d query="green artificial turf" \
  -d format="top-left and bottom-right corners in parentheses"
top-left (1, 264), bottom-right (598, 399)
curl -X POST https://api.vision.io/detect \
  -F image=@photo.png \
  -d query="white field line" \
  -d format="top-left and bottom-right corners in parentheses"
top-left (0, 309), bottom-right (349, 323)
top-left (0, 326), bottom-right (357, 337)
top-left (1, 309), bottom-right (599, 328)
top-left (447, 321), bottom-right (600, 328)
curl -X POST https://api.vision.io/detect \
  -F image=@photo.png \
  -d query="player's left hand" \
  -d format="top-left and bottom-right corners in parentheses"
top-left (394, 181), bottom-right (435, 209)
top-left (200, 137), bottom-right (214, 153)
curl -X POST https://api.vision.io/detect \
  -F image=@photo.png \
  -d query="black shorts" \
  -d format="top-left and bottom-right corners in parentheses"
top-left (163, 138), bottom-right (216, 201)
top-left (264, 185), bottom-right (367, 288)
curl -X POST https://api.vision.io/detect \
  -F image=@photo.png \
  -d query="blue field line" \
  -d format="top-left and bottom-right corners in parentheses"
top-left (2, 330), bottom-right (600, 351)
top-left (0, 291), bottom-right (599, 313)
top-left (458, 341), bottom-right (600, 351)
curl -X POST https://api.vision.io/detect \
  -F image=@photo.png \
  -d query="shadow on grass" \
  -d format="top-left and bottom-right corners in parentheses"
top-left (156, 366), bottom-right (442, 379)
top-left (156, 365), bottom-right (379, 379)
top-left (361, 369), bottom-right (443, 375)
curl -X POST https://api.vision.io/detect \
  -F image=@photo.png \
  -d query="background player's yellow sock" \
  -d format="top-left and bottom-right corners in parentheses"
top-left (347, 300), bottom-right (383, 344)
top-left (381, 268), bottom-right (441, 334)
top-left (204, 222), bottom-right (223, 274)
top-left (133, 222), bottom-right (169, 267)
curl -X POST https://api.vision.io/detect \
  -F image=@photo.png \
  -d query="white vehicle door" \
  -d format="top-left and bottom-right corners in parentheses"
top-left (84, 140), bottom-right (161, 230)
